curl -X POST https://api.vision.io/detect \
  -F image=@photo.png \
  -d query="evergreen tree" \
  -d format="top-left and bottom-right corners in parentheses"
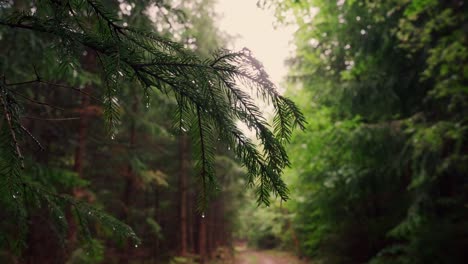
top-left (0, 0), bottom-right (305, 261)
top-left (264, 0), bottom-right (468, 263)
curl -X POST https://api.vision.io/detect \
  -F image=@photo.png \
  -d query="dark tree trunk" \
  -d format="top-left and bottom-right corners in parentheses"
top-left (68, 49), bottom-right (96, 252)
top-left (119, 93), bottom-right (139, 264)
top-left (198, 214), bottom-right (207, 264)
top-left (188, 191), bottom-right (195, 253)
top-left (178, 134), bottom-right (189, 256)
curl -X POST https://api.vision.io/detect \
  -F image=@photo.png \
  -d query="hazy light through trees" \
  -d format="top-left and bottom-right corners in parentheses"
top-left (216, 0), bottom-right (295, 88)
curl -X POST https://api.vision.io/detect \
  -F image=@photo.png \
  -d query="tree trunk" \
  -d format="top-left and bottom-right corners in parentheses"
top-left (188, 192), bottom-right (195, 253)
top-left (198, 214), bottom-right (207, 264)
top-left (68, 49), bottom-right (96, 250)
top-left (178, 134), bottom-right (189, 256)
top-left (120, 93), bottom-right (138, 264)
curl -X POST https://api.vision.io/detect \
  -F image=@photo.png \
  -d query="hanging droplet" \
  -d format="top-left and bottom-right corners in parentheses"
top-left (12, 194), bottom-right (16, 199)
top-left (146, 102), bottom-right (150, 109)
top-left (111, 134), bottom-right (115, 140)
top-left (228, 146), bottom-right (231, 150)
top-left (88, 211), bottom-right (92, 216)
top-left (201, 213), bottom-right (205, 218)
top-left (134, 244), bottom-right (139, 248)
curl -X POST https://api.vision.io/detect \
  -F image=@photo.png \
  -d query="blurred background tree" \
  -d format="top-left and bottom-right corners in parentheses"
top-left (240, 0), bottom-right (467, 263)
top-left (0, 0), bottom-right (304, 263)
top-left (1, 0), bottom-right (466, 263)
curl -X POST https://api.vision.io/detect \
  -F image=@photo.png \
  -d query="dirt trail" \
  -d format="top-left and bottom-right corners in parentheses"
top-left (234, 248), bottom-right (307, 264)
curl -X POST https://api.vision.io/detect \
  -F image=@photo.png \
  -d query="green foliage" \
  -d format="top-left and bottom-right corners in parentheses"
top-left (0, 1), bottom-right (306, 261)
top-left (0, 0), bottom-right (304, 209)
top-left (66, 239), bottom-right (104, 264)
top-left (145, 218), bottom-right (164, 241)
top-left (269, 0), bottom-right (467, 263)
top-left (238, 200), bottom-right (284, 248)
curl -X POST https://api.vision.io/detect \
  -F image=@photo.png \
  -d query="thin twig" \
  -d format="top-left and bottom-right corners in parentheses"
top-left (19, 124), bottom-right (44, 151)
top-left (4, 77), bottom-right (102, 103)
top-left (22, 116), bottom-right (80, 121)
top-left (0, 91), bottom-right (24, 169)
top-left (7, 88), bottom-right (65, 110)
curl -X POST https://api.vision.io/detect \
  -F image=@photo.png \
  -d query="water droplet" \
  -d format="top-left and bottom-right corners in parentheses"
top-left (134, 244), bottom-right (139, 248)
top-left (112, 226), bottom-right (116, 231)
top-left (111, 134), bottom-right (115, 140)
top-left (59, 215), bottom-right (63, 219)
top-left (201, 213), bottom-right (205, 218)
top-left (228, 146), bottom-right (231, 150)
top-left (146, 103), bottom-right (150, 109)
top-left (12, 194), bottom-right (16, 199)
top-left (118, 71), bottom-right (124, 76)
top-left (360, 29), bottom-right (366, 35)
top-left (88, 211), bottom-right (92, 216)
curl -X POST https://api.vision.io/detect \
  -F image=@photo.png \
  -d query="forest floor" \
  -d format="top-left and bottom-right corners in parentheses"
top-left (233, 243), bottom-right (308, 264)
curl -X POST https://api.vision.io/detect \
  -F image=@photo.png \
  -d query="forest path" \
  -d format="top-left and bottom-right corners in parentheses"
top-left (234, 244), bottom-right (307, 264)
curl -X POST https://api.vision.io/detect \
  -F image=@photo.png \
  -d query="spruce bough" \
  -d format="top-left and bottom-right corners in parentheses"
top-left (0, 0), bottom-right (305, 244)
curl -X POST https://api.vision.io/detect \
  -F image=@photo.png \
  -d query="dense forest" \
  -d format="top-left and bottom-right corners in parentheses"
top-left (0, 0), bottom-right (467, 264)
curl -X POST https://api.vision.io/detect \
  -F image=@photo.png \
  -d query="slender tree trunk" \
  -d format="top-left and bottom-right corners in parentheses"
top-left (122, 106), bottom-right (137, 220)
top-left (188, 192), bottom-right (195, 253)
top-left (68, 84), bottom-right (91, 240)
top-left (283, 208), bottom-right (300, 254)
top-left (120, 93), bottom-right (138, 264)
top-left (198, 214), bottom-right (207, 264)
top-left (154, 185), bottom-right (160, 259)
top-left (178, 134), bottom-right (189, 256)
top-left (207, 205), bottom-right (214, 256)
top-left (68, 50), bottom-right (95, 250)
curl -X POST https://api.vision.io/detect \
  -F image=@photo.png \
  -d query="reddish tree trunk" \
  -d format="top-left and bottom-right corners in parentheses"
top-left (198, 214), bottom-right (207, 264)
top-left (178, 134), bottom-right (189, 256)
top-left (188, 194), bottom-right (195, 253)
top-left (68, 49), bottom-right (95, 248)
top-left (67, 84), bottom-right (91, 244)
top-left (122, 99), bottom-right (137, 219)
top-left (119, 94), bottom-right (138, 264)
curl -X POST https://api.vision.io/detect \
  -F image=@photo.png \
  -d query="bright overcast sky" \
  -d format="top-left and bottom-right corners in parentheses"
top-left (215, 0), bottom-right (295, 89)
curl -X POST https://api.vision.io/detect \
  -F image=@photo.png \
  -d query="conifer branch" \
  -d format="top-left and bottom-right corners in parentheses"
top-left (0, 3), bottom-right (305, 206)
top-left (196, 106), bottom-right (208, 208)
top-left (4, 77), bottom-right (102, 103)
top-left (19, 124), bottom-right (44, 151)
top-left (0, 89), bottom-right (24, 169)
